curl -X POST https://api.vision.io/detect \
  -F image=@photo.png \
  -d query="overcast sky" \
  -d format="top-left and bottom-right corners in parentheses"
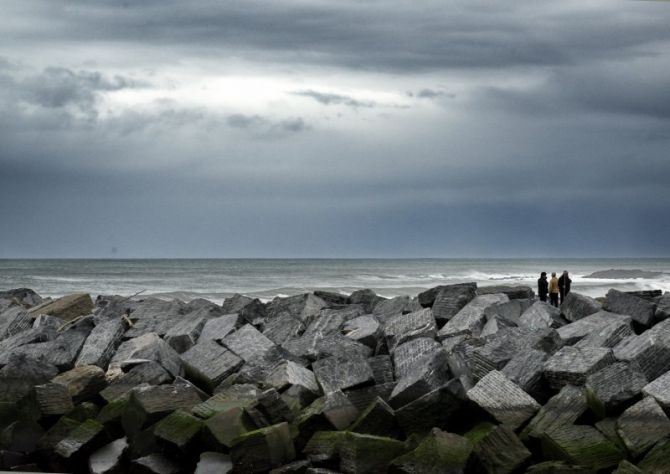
top-left (1, 0), bottom-right (669, 258)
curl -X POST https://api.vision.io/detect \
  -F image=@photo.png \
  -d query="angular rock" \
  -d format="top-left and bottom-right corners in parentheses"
top-left (466, 422), bottom-right (532, 474)
top-left (54, 418), bottom-right (108, 463)
top-left (29, 293), bottom-right (94, 321)
top-left (110, 333), bottom-right (183, 378)
top-left (315, 334), bottom-right (372, 360)
top-left (0, 288), bottom-right (43, 308)
top-left (27, 383), bottom-right (74, 417)
top-left (203, 405), bottom-right (256, 449)
top-left (199, 313), bottom-right (240, 342)
top-left (479, 285), bottom-right (534, 300)
top-left (604, 289), bottom-right (656, 327)
top-left (430, 283), bottom-right (479, 326)
top-left (342, 315), bottom-right (380, 348)
top-left (263, 314), bottom-right (305, 346)
top-left (195, 452), bottom-right (233, 474)
top-left (384, 308), bottom-right (436, 350)
top-left (501, 349), bottom-right (549, 400)
top-left (638, 438), bottom-right (670, 474)
top-left (0, 307), bottom-right (33, 340)
top-left (76, 318), bottom-right (127, 369)
top-left (544, 346), bottom-right (614, 389)
top-left (319, 390), bottom-right (359, 430)
top-left (193, 384), bottom-right (261, 418)
top-left (556, 310), bottom-right (631, 346)
top-left (373, 295), bottom-right (420, 320)
top-left (269, 293), bottom-right (328, 324)
top-left (560, 292), bottom-right (601, 322)
top-left (222, 324), bottom-right (275, 362)
top-left (520, 301), bottom-right (565, 330)
top-left (153, 409), bottom-right (202, 451)
top-left (367, 355), bottom-right (394, 384)
top-left (522, 385), bottom-right (589, 440)
top-left (88, 437), bottom-right (128, 474)
top-left (616, 397), bottom-right (670, 457)
top-left (164, 314), bottom-right (208, 353)
top-left (132, 453), bottom-right (182, 474)
top-left (655, 292), bottom-right (670, 321)
top-left (395, 381), bottom-right (464, 435)
top-left (348, 289), bottom-right (384, 313)
top-left (0, 354), bottom-right (58, 403)
top-left (540, 424), bottom-right (623, 471)
top-left (180, 340), bottom-right (243, 392)
top-left (389, 348), bottom-right (450, 408)
top-left (585, 362), bottom-right (647, 418)
top-left (466, 370), bottom-right (540, 430)
top-left (121, 383), bottom-right (203, 436)
top-left (389, 428), bottom-right (472, 474)
top-left (613, 331), bottom-right (670, 381)
top-left (437, 294), bottom-right (509, 339)
top-left (101, 362), bottom-right (172, 403)
top-left (613, 460), bottom-right (646, 474)
top-left (344, 382), bottom-right (395, 412)
top-left (313, 290), bottom-right (349, 306)
top-left (266, 361), bottom-right (320, 395)
top-left (643, 369), bottom-right (670, 408)
top-left (313, 356), bottom-right (374, 394)
top-left (0, 420), bottom-right (44, 453)
top-left (349, 397), bottom-right (399, 437)
top-left (123, 298), bottom-right (184, 338)
top-left (230, 422), bottom-right (296, 473)
top-left (4, 325), bottom-right (90, 371)
top-left (53, 365), bottom-right (107, 403)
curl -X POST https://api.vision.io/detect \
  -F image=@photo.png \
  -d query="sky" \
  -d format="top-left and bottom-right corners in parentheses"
top-left (1, 0), bottom-right (669, 258)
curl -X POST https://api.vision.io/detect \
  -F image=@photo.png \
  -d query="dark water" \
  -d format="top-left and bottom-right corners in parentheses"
top-left (0, 258), bottom-right (668, 303)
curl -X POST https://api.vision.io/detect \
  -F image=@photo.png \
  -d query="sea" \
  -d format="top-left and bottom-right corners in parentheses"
top-left (0, 258), bottom-right (668, 304)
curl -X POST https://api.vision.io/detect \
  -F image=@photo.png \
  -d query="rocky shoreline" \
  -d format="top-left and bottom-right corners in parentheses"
top-left (1, 284), bottom-right (670, 473)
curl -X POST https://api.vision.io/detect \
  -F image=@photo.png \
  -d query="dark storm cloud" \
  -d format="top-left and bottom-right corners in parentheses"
top-left (292, 90), bottom-right (376, 109)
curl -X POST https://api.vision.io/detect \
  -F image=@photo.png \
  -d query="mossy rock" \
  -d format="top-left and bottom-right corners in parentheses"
top-left (389, 428), bottom-right (472, 473)
top-left (525, 460), bottom-right (594, 473)
top-left (613, 460), bottom-right (646, 474)
top-left (465, 422), bottom-right (531, 474)
top-left (66, 401), bottom-right (100, 422)
top-left (541, 424), bottom-right (623, 471)
top-left (203, 405), bottom-right (256, 449)
top-left (231, 422), bottom-right (296, 473)
top-left (37, 416), bottom-right (80, 451)
top-left (638, 439), bottom-right (670, 474)
top-left (97, 397), bottom-right (129, 426)
top-left (153, 409), bottom-right (202, 451)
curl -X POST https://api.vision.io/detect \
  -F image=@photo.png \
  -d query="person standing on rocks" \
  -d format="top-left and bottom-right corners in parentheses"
top-left (558, 270), bottom-right (572, 305)
top-left (537, 272), bottom-right (549, 302)
top-left (549, 272), bottom-right (560, 307)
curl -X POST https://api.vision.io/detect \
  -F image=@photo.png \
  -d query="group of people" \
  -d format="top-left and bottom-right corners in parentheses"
top-left (537, 270), bottom-right (572, 307)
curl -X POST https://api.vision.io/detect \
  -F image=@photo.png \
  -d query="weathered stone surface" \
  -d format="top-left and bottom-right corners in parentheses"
top-left (349, 397), bottom-right (399, 437)
top-left (266, 360), bottom-right (320, 395)
top-left (123, 298), bottom-right (185, 338)
top-left (392, 337), bottom-right (442, 380)
top-left (373, 295), bottom-right (420, 319)
top-left (604, 289), bottom-right (657, 327)
top-left (348, 289), bottom-right (384, 313)
top-left (222, 324), bottom-right (276, 362)
top-left (203, 405), bottom-right (256, 449)
top-left (0, 288), bottom-right (43, 308)
top-left (643, 369), bottom-right (670, 408)
top-left (263, 314), bottom-right (305, 346)
top-left (269, 293), bottom-right (328, 323)
top-left (466, 423), bottom-right (532, 474)
top-left (395, 381), bottom-right (464, 435)
top-left (153, 409), bottom-right (202, 451)
top-left (320, 390), bottom-right (359, 430)
top-left (195, 452), bottom-right (233, 474)
top-left (556, 310), bottom-right (631, 346)
top-left (0, 420), bottom-right (44, 453)
top-left (315, 334), bottom-right (372, 360)
top-left (613, 330), bottom-right (670, 381)
top-left (389, 348), bottom-right (450, 408)
top-left (101, 362), bottom-right (171, 403)
top-left (76, 318), bottom-right (127, 369)
top-left (484, 298), bottom-right (532, 326)
top-left (638, 438), bottom-right (670, 474)
top-left (3, 325), bottom-right (90, 371)
top-left (613, 460), bottom-right (646, 474)
top-left (437, 294), bottom-right (509, 339)
top-left (313, 290), bottom-right (349, 306)
top-left (164, 314), bottom-right (208, 353)
top-left (585, 362), bottom-right (647, 417)
top-left (466, 370), bottom-right (540, 429)
top-left (522, 385), bottom-right (588, 440)
top-left (389, 428), bottom-right (472, 474)
top-left (313, 357), bottom-right (374, 394)
top-left (544, 346), bottom-right (614, 389)
top-left (0, 354), bottom-right (58, 403)
top-left (132, 453), bottom-right (182, 474)
top-left (54, 418), bottom-right (107, 461)
top-left (560, 292), bottom-right (601, 322)
top-left (540, 424), bottom-right (623, 471)
top-left (478, 285), bottom-right (532, 300)
top-left (230, 422), bottom-right (296, 473)
top-left (198, 313), bottom-right (240, 342)
top-left (520, 301), bottom-right (565, 330)
top-left (655, 292), bottom-right (670, 321)
top-left (29, 293), bottom-right (94, 322)
top-left (345, 382), bottom-right (395, 412)
top-left (0, 307), bottom-right (33, 340)
top-left (110, 333), bottom-right (183, 378)
top-left (342, 315), bottom-right (380, 347)
top-left (616, 397), bottom-right (670, 457)
top-left (502, 349), bottom-right (549, 399)
top-left (180, 340), bottom-right (243, 391)
top-left (53, 365), bottom-right (107, 403)
top-left (367, 355), bottom-right (394, 384)
top-left (384, 308), bottom-right (436, 350)
top-left (88, 436), bottom-right (128, 474)
top-left (121, 383), bottom-right (203, 436)
top-left (29, 383), bottom-right (74, 417)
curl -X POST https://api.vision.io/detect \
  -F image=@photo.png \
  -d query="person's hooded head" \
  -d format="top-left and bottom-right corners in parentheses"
top-left (552, 272), bottom-right (556, 277)
top-left (541, 272), bottom-right (547, 278)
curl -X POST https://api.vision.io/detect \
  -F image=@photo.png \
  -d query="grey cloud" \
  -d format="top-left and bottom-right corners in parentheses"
top-left (292, 90), bottom-right (376, 108)
top-left (408, 88), bottom-right (455, 100)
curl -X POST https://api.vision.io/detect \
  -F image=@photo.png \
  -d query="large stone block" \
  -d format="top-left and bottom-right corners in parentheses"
top-left (0, 354), bottom-right (58, 403)
top-left (466, 423), bottom-right (532, 474)
top-left (466, 370), bottom-right (540, 430)
top-left (616, 397), bottom-right (670, 457)
top-left (53, 365), bottom-right (107, 404)
top-left (180, 340), bottom-right (243, 392)
top-left (76, 318), bottom-right (126, 369)
top-left (110, 333), bottom-right (183, 378)
top-left (230, 422), bottom-right (296, 473)
top-left (544, 346), bottom-right (614, 389)
top-left (123, 298), bottom-right (185, 338)
top-left (520, 302), bottom-right (565, 330)
top-left (165, 314), bottom-right (208, 354)
top-left (222, 324), bottom-right (276, 362)
top-left (560, 293), bottom-right (601, 322)
top-left (643, 369), bottom-right (670, 408)
top-left (29, 293), bottom-right (94, 322)
top-left (88, 436), bottom-right (128, 474)
top-left (522, 385), bottom-right (588, 440)
top-left (540, 424), bottom-right (623, 471)
top-left (395, 381), bottom-right (464, 435)
top-left (613, 331), bottom-right (670, 381)
top-left (437, 294), bottom-right (509, 340)
top-left (313, 357), bottom-right (374, 394)
top-left (389, 428), bottom-right (472, 474)
top-left (383, 308), bottom-right (436, 350)
top-left (342, 315), bottom-right (380, 348)
top-left (392, 337), bottom-right (442, 380)
top-left (585, 362), bottom-right (647, 418)
top-left (557, 311), bottom-right (631, 346)
top-left (389, 348), bottom-right (451, 408)
top-left (0, 307), bottom-right (33, 340)
top-left (604, 289), bottom-right (656, 327)
top-left (198, 313), bottom-right (240, 342)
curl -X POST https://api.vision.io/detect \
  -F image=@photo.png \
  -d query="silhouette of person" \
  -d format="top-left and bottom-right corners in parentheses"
top-left (558, 270), bottom-right (572, 305)
top-left (537, 272), bottom-right (548, 302)
top-left (549, 272), bottom-right (559, 307)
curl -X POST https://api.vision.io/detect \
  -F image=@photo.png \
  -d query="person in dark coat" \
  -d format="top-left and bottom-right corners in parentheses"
top-left (558, 270), bottom-right (572, 305)
top-left (537, 272), bottom-right (548, 302)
